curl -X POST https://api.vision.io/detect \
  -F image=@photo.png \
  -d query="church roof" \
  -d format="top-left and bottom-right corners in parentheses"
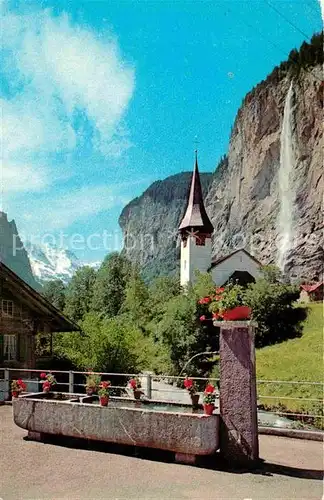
top-left (178, 153), bottom-right (214, 234)
top-left (210, 248), bottom-right (262, 269)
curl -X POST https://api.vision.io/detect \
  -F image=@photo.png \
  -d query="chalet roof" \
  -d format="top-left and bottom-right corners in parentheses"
top-left (210, 248), bottom-right (262, 269)
top-left (300, 282), bottom-right (323, 293)
top-left (0, 262), bottom-right (80, 332)
top-left (178, 153), bottom-right (214, 234)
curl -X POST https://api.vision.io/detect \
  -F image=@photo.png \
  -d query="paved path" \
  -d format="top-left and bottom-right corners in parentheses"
top-left (150, 378), bottom-right (195, 403)
top-left (0, 406), bottom-right (323, 500)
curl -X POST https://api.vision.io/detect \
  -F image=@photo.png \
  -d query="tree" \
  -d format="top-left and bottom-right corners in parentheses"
top-left (259, 265), bottom-right (283, 284)
top-left (192, 271), bottom-right (216, 299)
top-left (156, 293), bottom-right (199, 375)
top-left (91, 253), bottom-right (132, 318)
top-left (64, 266), bottom-right (96, 322)
top-left (244, 278), bottom-right (306, 347)
top-left (53, 313), bottom-right (153, 374)
top-left (147, 276), bottom-right (180, 323)
top-left (156, 288), bottom-right (218, 378)
top-left (42, 279), bottom-right (66, 311)
top-left (122, 266), bottom-right (149, 330)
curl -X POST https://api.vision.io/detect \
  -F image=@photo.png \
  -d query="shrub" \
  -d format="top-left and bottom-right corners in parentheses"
top-left (54, 313), bottom-right (156, 374)
top-left (244, 279), bottom-right (306, 347)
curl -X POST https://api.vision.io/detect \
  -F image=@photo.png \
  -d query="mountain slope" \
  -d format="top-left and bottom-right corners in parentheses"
top-left (25, 243), bottom-right (82, 284)
top-left (119, 34), bottom-right (323, 282)
top-left (206, 62), bottom-right (323, 281)
top-left (0, 211), bottom-right (39, 290)
top-left (119, 171), bottom-right (213, 281)
top-left (256, 303), bottom-right (323, 419)
top-left (25, 242), bottom-right (101, 285)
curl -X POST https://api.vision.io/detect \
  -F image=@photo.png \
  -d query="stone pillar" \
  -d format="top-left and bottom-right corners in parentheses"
top-left (215, 321), bottom-right (259, 467)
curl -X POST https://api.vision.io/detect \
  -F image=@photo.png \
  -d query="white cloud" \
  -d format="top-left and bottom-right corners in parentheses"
top-left (0, 6), bottom-right (135, 195)
top-left (2, 161), bottom-right (49, 193)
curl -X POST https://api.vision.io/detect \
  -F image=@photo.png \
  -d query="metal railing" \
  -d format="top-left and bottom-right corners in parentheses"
top-left (256, 379), bottom-right (323, 427)
top-left (0, 368), bottom-right (219, 400)
top-left (0, 367), bottom-right (323, 429)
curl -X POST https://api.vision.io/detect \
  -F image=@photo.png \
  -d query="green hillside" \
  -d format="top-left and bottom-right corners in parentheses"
top-left (256, 303), bottom-right (323, 426)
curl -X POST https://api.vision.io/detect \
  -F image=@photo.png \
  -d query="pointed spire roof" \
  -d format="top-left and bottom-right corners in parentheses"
top-left (178, 152), bottom-right (214, 234)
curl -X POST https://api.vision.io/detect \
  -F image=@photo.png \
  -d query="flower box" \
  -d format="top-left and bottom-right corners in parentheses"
top-left (222, 306), bottom-right (252, 321)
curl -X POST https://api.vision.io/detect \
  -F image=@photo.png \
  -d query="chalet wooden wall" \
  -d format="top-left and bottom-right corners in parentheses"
top-left (0, 284), bottom-right (37, 369)
top-left (0, 262), bottom-right (78, 372)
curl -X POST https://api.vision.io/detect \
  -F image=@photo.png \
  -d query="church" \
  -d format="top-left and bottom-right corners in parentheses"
top-left (178, 153), bottom-right (262, 287)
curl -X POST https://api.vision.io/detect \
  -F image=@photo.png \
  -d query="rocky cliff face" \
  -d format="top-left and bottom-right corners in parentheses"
top-left (119, 37), bottom-right (323, 282)
top-left (119, 172), bottom-right (213, 281)
top-left (0, 212), bottom-right (39, 289)
top-left (206, 64), bottom-right (323, 281)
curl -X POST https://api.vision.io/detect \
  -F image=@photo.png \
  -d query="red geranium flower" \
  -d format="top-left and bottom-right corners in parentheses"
top-left (129, 378), bottom-right (137, 389)
top-left (101, 381), bottom-right (110, 389)
top-left (215, 287), bottom-right (225, 294)
top-left (199, 315), bottom-right (206, 321)
top-left (183, 377), bottom-right (193, 389)
top-left (198, 297), bottom-right (211, 305)
top-left (204, 383), bottom-right (215, 393)
top-left (40, 372), bottom-right (47, 379)
top-left (17, 379), bottom-right (27, 390)
top-left (43, 380), bottom-right (51, 388)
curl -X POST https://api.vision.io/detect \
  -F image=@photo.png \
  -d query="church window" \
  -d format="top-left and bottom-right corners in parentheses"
top-left (183, 237), bottom-right (188, 248)
top-left (196, 235), bottom-right (206, 246)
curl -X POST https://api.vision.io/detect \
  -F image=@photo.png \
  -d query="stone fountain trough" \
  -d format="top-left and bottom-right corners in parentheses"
top-left (13, 393), bottom-right (219, 463)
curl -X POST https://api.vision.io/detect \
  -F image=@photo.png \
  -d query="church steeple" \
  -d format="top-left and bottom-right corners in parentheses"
top-left (178, 151), bottom-right (214, 234)
top-left (179, 152), bottom-right (214, 288)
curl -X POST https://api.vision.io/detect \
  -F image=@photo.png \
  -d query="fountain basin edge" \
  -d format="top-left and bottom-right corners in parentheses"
top-left (13, 393), bottom-right (219, 456)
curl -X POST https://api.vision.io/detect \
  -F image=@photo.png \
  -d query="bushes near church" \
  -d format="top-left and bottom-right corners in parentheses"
top-left (45, 255), bottom-right (306, 379)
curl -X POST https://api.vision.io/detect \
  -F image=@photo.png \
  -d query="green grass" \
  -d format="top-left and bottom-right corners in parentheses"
top-left (256, 303), bottom-right (323, 426)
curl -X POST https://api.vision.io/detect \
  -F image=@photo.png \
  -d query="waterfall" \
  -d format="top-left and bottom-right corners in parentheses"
top-left (277, 81), bottom-right (295, 273)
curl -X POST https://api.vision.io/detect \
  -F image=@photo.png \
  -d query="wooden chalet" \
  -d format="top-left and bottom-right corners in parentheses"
top-left (299, 282), bottom-right (324, 303)
top-left (0, 262), bottom-right (79, 369)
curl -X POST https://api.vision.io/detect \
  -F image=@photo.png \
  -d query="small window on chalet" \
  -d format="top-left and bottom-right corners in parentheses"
top-left (2, 300), bottom-right (14, 317)
top-left (4, 334), bottom-right (17, 361)
top-left (196, 235), bottom-right (206, 246)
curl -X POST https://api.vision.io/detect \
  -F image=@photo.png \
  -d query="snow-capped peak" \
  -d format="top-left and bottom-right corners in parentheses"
top-left (25, 241), bottom-right (101, 284)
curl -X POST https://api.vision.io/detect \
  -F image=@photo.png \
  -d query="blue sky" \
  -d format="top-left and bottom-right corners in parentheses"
top-left (1, 0), bottom-right (322, 262)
